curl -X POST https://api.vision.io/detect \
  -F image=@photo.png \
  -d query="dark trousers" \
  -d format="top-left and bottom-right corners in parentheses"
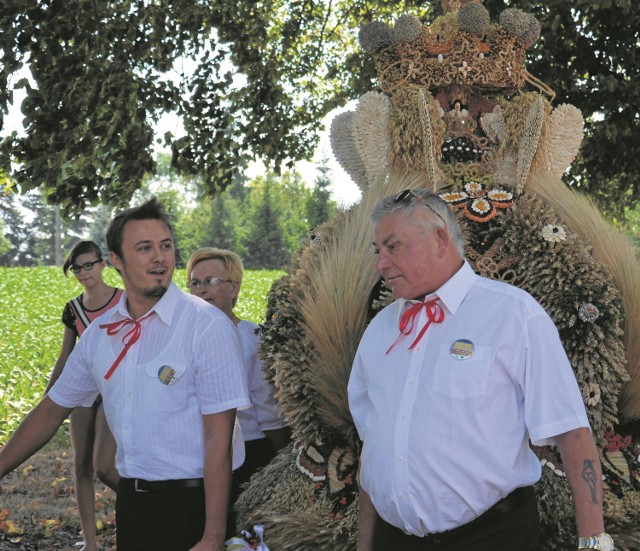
top-left (116, 479), bottom-right (206, 551)
top-left (372, 486), bottom-right (540, 551)
top-left (226, 437), bottom-right (277, 538)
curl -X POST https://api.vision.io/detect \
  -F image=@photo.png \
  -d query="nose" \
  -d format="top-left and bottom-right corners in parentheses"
top-left (375, 250), bottom-right (391, 273)
top-left (152, 244), bottom-right (170, 263)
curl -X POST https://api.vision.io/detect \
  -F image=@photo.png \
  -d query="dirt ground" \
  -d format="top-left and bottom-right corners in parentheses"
top-left (0, 430), bottom-right (116, 551)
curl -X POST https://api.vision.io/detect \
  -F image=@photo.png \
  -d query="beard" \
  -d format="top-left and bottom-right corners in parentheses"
top-left (143, 284), bottom-right (168, 299)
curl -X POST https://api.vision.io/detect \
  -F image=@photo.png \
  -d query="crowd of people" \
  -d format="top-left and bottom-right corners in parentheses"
top-left (0, 194), bottom-right (613, 551)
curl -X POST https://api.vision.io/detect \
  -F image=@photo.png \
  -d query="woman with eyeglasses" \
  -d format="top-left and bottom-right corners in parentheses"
top-left (44, 240), bottom-right (123, 551)
top-left (186, 247), bottom-right (291, 538)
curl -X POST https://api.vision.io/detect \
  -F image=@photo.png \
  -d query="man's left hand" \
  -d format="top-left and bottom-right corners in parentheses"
top-left (188, 539), bottom-right (226, 551)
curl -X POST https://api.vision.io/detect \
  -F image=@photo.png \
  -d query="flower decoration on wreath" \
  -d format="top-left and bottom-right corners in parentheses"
top-left (297, 443), bottom-right (359, 519)
top-left (440, 181), bottom-right (514, 222)
top-left (600, 429), bottom-right (640, 499)
top-left (541, 224), bottom-right (567, 243)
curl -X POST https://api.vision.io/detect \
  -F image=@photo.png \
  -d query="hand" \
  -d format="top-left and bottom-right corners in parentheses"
top-left (188, 538), bottom-right (226, 551)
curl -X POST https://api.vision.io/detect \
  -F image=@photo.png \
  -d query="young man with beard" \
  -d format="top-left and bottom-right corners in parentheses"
top-left (0, 198), bottom-right (249, 551)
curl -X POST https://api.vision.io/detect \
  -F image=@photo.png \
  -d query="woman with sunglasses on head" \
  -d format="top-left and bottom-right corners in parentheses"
top-left (44, 240), bottom-right (123, 551)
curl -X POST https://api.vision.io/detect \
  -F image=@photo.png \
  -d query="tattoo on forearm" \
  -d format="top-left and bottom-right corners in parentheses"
top-left (581, 459), bottom-right (598, 504)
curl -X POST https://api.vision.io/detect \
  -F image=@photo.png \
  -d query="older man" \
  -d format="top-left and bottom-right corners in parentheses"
top-left (348, 188), bottom-right (613, 551)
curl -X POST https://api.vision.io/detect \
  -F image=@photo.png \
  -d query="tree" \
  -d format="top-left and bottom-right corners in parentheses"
top-left (177, 193), bottom-right (241, 261)
top-left (270, 170), bottom-right (314, 253)
top-left (0, 217), bottom-right (11, 257)
top-left (206, 193), bottom-right (241, 252)
top-left (22, 189), bottom-right (87, 265)
top-left (86, 204), bottom-right (115, 259)
top-left (1, 1), bottom-right (636, 214)
top-left (0, 190), bottom-right (30, 266)
top-left (243, 176), bottom-right (290, 270)
top-left (483, 0), bottom-right (640, 215)
top-left (617, 204), bottom-right (640, 249)
top-left (0, 188), bottom-right (86, 266)
top-left (306, 154), bottom-right (337, 230)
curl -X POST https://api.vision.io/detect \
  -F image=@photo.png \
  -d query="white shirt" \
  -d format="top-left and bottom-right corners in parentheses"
top-left (348, 261), bottom-right (589, 536)
top-left (236, 320), bottom-right (287, 441)
top-left (49, 282), bottom-right (250, 480)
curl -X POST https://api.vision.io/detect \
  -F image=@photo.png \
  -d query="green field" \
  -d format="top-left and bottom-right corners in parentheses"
top-left (0, 266), bottom-right (284, 444)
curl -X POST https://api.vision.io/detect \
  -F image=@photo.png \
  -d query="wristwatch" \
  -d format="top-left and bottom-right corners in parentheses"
top-left (576, 532), bottom-right (614, 550)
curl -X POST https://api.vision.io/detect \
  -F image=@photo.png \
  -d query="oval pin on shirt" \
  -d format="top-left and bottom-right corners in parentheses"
top-left (158, 365), bottom-right (177, 385)
top-left (450, 339), bottom-right (475, 360)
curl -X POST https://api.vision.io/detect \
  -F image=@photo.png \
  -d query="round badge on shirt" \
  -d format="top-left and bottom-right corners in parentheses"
top-left (450, 339), bottom-right (474, 360)
top-left (158, 365), bottom-right (177, 385)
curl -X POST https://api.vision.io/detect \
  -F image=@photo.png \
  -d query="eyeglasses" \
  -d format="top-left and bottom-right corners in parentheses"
top-left (70, 260), bottom-right (102, 274)
top-left (188, 277), bottom-right (232, 290)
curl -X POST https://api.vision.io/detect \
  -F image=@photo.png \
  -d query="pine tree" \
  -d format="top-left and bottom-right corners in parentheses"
top-left (243, 177), bottom-right (289, 269)
top-left (0, 191), bottom-right (30, 265)
top-left (207, 193), bottom-right (239, 252)
top-left (306, 155), bottom-right (337, 230)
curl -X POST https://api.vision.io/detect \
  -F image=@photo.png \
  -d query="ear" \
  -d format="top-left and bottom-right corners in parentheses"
top-left (109, 251), bottom-right (123, 272)
top-left (230, 281), bottom-right (241, 301)
top-left (434, 227), bottom-right (450, 255)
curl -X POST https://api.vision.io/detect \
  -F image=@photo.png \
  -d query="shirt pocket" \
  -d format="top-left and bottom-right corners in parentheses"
top-left (432, 344), bottom-right (493, 399)
top-left (143, 362), bottom-right (188, 412)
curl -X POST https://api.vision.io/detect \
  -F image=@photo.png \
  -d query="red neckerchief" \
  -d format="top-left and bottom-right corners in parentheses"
top-left (100, 311), bottom-right (155, 380)
top-left (386, 299), bottom-right (445, 355)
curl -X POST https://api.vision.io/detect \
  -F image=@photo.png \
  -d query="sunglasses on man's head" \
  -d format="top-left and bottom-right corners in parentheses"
top-left (392, 189), bottom-right (446, 224)
top-left (394, 189), bottom-right (419, 204)
top-left (70, 260), bottom-right (101, 274)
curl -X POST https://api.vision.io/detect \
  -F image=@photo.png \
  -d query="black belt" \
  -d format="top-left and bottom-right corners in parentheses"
top-left (419, 485), bottom-right (535, 544)
top-left (121, 477), bottom-right (204, 493)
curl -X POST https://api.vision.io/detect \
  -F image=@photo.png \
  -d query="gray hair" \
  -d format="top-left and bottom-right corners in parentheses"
top-left (372, 189), bottom-right (465, 258)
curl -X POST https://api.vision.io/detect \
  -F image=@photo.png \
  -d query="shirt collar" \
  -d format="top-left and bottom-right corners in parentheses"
top-left (399, 260), bottom-right (476, 316)
top-left (114, 281), bottom-right (180, 326)
top-left (435, 260), bottom-right (475, 315)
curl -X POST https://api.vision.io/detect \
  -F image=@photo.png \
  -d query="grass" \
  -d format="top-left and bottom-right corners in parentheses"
top-left (0, 266), bottom-right (283, 548)
top-left (0, 266), bottom-right (284, 444)
top-left (1, 426), bottom-right (118, 549)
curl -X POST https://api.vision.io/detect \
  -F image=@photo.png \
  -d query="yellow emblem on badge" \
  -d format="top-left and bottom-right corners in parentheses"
top-left (450, 339), bottom-right (474, 360)
top-left (158, 365), bottom-right (177, 385)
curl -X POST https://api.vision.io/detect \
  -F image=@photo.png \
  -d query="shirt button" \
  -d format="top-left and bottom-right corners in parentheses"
top-left (400, 415), bottom-right (406, 421)
top-left (408, 380), bottom-right (414, 386)
top-left (397, 455), bottom-right (404, 461)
